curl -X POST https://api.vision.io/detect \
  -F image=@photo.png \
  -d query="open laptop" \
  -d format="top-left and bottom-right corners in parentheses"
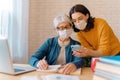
top-left (0, 38), bottom-right (36, 75)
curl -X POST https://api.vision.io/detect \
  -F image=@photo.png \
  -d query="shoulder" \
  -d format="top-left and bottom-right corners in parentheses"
top-left (45, 36), bottom-right (58, 44)
top-left (94, 18), bottom-right (111, 30)
top-left (94, 18), bottom-right (107, 24)
top-left (70, 38), bottom-right (81, 45)
top-left (46, 36), bottom-right (57, 41)
top-left (93, 18), bottom-right (114, 37)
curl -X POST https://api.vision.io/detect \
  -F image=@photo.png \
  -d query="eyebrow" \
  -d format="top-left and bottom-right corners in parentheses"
top-left (72, 16), bottom-right (83, 21)
top-left (78, 16), bottom-right (83, 19)
top-left (58, 25), bottom-right (70, 28)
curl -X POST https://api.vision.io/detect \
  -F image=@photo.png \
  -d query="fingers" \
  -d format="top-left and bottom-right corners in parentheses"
top-left (72, 46), bottom-right (89, 57)
top-left (73, 51), bottom-right (85, 57)
top-left (58, 63), bottom-right (77, 75)
top-left (42, 60), bottom-right (48, 69)
top-left (37, 59), bottom-right (48, 70)
top-left (61, 64), bottom-right (71, 74)
top-left (72, 51), bottom-right (81, 56)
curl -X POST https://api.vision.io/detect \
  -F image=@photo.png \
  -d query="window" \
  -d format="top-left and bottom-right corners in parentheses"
top-left (0, 0), bottom-right (11, 38)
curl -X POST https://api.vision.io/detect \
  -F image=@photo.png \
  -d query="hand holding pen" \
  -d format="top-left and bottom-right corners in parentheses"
top-left (37, 59), bottom-right (48, 70)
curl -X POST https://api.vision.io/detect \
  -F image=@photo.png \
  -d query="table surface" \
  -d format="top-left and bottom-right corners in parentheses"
top-left (0, 64), bottom-right (93, 80)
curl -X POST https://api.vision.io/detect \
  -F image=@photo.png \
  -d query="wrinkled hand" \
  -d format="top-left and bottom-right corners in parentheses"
top-left (73, 46), bottom-right (91, 57)
top-left (37, 59), bottom-right (48, 70)
top-left (58, 63), bottom-right (77, 75)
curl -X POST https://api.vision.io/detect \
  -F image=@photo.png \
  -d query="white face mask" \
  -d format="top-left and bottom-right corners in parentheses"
top-left (75, 20), bottom-right (87, 30)
top-left (58, 29), bottom-right (72, 39)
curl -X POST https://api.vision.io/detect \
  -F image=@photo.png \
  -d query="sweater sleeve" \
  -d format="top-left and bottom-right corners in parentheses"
top-left (29, 39), bottom-right (50, 68)
top-left (97, 20), bottom-right (112, 56)
top-left (72, 57), bottom-right (85, 69)
top-left (76, 32), bottom-right (94, 50)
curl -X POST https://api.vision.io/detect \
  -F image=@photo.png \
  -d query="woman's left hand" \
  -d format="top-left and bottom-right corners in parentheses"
top-left (58, 63), bottom-right (77, 75)
top-left (73, 46), bottom-right (91, 57)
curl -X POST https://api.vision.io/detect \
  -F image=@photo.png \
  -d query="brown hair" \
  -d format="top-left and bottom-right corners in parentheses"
top-left (69, 4), bottom-right (95, 32)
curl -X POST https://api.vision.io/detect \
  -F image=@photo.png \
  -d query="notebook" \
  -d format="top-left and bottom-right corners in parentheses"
top-left (0, 38), bottom-right (36, 75)
top-left (99, 56), bottom-right (120, 66)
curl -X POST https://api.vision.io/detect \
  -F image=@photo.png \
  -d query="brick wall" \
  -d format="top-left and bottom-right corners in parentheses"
top-left (29, 0), bottom-right (120, 58)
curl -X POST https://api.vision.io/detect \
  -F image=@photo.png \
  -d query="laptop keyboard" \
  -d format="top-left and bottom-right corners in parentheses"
top-left (14, 68), bottom-right (25, 72)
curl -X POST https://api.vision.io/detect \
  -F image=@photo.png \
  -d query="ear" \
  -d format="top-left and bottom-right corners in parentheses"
top-left (86, 14), bottom-right (89, 19)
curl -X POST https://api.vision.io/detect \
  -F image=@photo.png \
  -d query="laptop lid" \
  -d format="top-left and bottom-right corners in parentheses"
top-left (0, 38), bottom-right (36, 75)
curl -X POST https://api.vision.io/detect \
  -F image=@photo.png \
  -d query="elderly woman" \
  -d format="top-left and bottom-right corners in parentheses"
top-left (29, 14), bottom-right (84, 74)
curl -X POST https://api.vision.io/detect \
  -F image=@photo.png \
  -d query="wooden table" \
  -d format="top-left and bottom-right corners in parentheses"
top-left (0, 64), bottom-right (93, 80)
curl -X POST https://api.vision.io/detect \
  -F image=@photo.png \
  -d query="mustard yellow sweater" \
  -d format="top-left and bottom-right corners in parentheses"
top-left (76, 18), bottom-right (120, 56)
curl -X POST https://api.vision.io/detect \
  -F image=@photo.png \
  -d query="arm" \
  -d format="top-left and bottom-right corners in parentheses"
top-left (58, 57), bottom-right (85, 75)
top-left (74, 20), bottom-right (112, 57)
top-left (76, 32), bottom-right (94, 50)
top-left (97, 20), bottom-right (112, 56)
top-left (73, 46), bottom-right (103, 57)
top-left (72, 57), bottom-right (85, 68)
top-left (29, 39), bottom-right (50, 68)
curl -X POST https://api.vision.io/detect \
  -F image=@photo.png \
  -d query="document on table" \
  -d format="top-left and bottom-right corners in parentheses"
top-left (41, 74), bottom-right (80, 80)
top-left (37, 65), bottom-right (81, 75)
top-left (21, 76), bottom-right (38, 80)
top-left (37, 65), bottom-right (61, 72)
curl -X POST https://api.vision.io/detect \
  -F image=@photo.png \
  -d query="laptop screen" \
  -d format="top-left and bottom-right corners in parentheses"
top-left (0, 38), bottom-right (36, 75)
top-left (0, 38), bottom-right (14, 74)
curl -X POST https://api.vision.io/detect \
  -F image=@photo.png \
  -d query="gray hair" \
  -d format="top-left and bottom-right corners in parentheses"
top-left (53, 14), bottom-right (72, 28)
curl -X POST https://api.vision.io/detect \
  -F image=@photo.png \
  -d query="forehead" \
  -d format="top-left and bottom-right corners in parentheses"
top-left (58, 21), bottom-right (70, 27)
top-left (71, 12), bottom-right (85, 19)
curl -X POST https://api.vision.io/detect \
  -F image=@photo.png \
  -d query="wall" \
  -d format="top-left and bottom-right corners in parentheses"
top-left (29, 0), bottom-right (120, 58)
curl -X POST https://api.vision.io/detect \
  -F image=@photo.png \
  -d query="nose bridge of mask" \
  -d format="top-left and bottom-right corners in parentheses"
top-left (74, 18), bottom-right (80, 23)
top-left (59, 29), bottom-right (66, 35)
top-left (58, 29), bottom-right (67, 38)
top-left (77, 20), bottom-right (84, 25)
top-left (58, 29), bottom-right (72, 39)
top-left (75, 20), bottom-right (87, 30)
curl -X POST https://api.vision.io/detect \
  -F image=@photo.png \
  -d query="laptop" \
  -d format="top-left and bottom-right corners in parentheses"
top-left (0, 38), bottom-right (36, 75)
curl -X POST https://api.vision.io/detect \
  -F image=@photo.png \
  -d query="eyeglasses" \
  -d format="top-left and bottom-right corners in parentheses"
top-left (56, 26), bottom-right (71, 30)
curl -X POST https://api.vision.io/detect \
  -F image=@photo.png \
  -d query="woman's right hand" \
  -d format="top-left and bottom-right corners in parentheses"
top-left (73, 46), bottom-right (103, 57)
top-left (73, 46), bottom-right (91, 57)
top-left (37, 59), bottom-right (48, 70)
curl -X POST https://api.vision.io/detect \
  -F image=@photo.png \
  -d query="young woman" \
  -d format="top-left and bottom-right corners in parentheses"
top-left (69, 4), bottom-right (120, 66)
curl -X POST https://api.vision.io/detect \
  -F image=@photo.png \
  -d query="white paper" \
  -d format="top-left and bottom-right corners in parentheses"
top-left (41, 74), bottom-right (80, 80)
top-left (37, 65), bottom-right (81, 75)
top-left (37, 65), bottom-right (61, 72)
top-left (21, 76), bottom-right (38, 80)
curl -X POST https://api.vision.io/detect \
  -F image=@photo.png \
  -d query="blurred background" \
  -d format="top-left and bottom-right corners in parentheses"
top-left (0, 0), bottom-right (120, 63)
